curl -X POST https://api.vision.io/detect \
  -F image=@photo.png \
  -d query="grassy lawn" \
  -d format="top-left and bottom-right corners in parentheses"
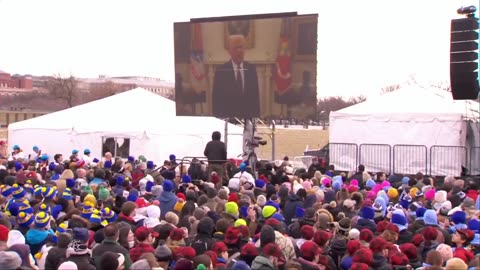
top-left (256, 127), bottom-right (329, 160)
top-left (0, 129), bottom-right (6, 140)
top-left (1, 127), bottom-right (330, 161)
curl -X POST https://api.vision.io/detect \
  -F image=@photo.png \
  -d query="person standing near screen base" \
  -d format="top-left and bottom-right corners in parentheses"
top-left (204, 131), bottom-right (227, 186)
top-left (212, 34), bottom-right (260, 118)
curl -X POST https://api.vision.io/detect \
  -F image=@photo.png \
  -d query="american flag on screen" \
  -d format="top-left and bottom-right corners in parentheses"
top-left (190, 23), bottom-right (208, 94)
top-left (274, 17), bottom-right (292, 95)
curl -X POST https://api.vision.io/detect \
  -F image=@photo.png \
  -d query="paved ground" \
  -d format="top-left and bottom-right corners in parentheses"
top-left (255, 127), bottom-right (329, 160)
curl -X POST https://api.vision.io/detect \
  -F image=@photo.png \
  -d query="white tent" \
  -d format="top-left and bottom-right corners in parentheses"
top-left (329, 86), bottom-right (480, 176)
top-left (8, 88), bottom-right (244, 164)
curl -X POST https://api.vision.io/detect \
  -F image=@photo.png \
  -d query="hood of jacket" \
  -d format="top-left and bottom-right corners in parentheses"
top-left (251, 255), bottom-right (275, 270)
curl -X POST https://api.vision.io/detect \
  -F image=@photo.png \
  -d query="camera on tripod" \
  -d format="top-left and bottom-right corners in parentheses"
top-left (246, 136), bottom-right (267, 148)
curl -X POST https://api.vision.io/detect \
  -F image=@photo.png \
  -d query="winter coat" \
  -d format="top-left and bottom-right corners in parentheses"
top-left (283, 194), bottom-right (304, 225)
top-left (159, 192), bottom-right (178, 220)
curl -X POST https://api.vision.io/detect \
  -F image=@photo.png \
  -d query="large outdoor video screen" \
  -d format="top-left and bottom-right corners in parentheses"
top-left (174, 13), bottom-right (318, 119)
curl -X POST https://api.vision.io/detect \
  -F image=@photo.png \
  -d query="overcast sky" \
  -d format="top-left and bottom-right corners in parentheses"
top-left (0, 0), bottom-right (478, 97)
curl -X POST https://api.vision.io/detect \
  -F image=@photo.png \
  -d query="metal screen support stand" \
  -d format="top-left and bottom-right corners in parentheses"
top-left (271, 120), bottom-right (276, 161)
top-left (224, 119), bottom-right (228, 150)
top-left (242, 118), bottom-right (256, 160)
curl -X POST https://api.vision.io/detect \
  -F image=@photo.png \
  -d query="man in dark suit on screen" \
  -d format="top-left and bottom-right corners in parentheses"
top-left (212, 34), bottom-right (260, 118)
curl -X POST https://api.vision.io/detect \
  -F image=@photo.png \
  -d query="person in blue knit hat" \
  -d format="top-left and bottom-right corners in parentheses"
top-left (408, 207), bottom-right (427, 233)
top-left (65, 178), bottom-right (76, 191)
top-left (9, 144), bottom-right (25, 161)
top-left (62, 188), bottom-right (73, 201)
top-left (83, 149), bottom-right (92, 165)
top-left (264, 197), bottom-right (281, 212)
top-left (48, 162), bottom-right (56, 172)
top-left (1, 187), bottom-right (13, 215)
top-left (255, 179), bottom-right (266, 189)
top-left (89, 209), bottom-right (103, 226)
top-left (159, 180), bottom-right (177, 220)
top-left (273, 212), bottom-right (286, 224)
top-left (70, 149), bottom-right (79, 162)
top-left (11, 183), bottom-right (26, 201)
top-left (52, 222), bottom-right (67, 244)
top-left (81, 203), bottom-right (94, 220)
top-left (13, 161), bottom-right (23, 172)
top-left (112, 175), bottom-right (125, 197)
top-left (101, 207), bottom-right (117, 223)
top-left (38, 203), bottom-right (51, 214)
top-left (5, 184), bottom-right (27, 216)
top-left (449, 211), bottom-right (468, 233)
top-left (33, 185), bottom-right (43, 198)
top-left (104, 160), bottom-right (113, 170)
top-left (92, 157), bottom-right (100, 165)
top-left (467, 219), bottom-right (480, 252)
top-left (232, 163), bottom-right (255, 187)
top-left (7, 199), bottom-right (32, 218)
top-left (295, 206), bottom-right (305, 218)
top-left (143, 181), bottom-right (155, 201)
top-left (42, 186), bottom-right (58, 205)
top-left (16, 211), bottom-right (34, 235)
top-left (51, 204), bottom-right (64, 221)
top-left (67, 227), bottom-right (93, 268)
top-left (355, 206), bottom-right (377, 233)
top-left (391, 209), bottom-right (412, 244)
top-left (332, 180), bottom-right (343, 191)
top-left (146, 161), bottom-right (156, 170)
top-left (177, 175), bottom-right (192, 194)
top-left (26, 211), bottom-right (55, 256)
top-left (182, 174), bottom-right (192, 184)
top-left (37, 154), bottom-right (50, 177)
top-left (169, 154), bottom-right (177, 166)
top-left (399, 193), bottom-right (413, 209)
top-left (50, 165), bottom-right (64, 180)
top-left (30, 145), bottom-right (42, 162)
top-left (127, 189), bottom-right (139, 202)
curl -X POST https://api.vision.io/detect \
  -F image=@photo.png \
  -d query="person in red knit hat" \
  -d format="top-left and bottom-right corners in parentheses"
top-left (452, 229), bottom-right (475, 264)
top-left (129, 226), bottom-right (156, 262)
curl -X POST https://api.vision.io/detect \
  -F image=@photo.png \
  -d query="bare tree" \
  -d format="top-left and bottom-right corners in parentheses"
top-left (348, 95), bottom-right (367, 103)
top-left (406, 73), bottom-right (451, 92)
top-left (46, 74), bottom-right (78, 108)
top-left (380, 83), bottom-right (401, 94)
top-left (429, 80), bottom-right (451, 92)
top-left (86, 81), bottom-right (121, 102)
top-left (316, 95), bottom-right (366, 121)
top-left (406, 73), bottom-right (420, 87)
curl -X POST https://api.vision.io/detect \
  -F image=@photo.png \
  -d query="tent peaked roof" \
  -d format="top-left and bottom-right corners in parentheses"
top-left (9, 87), bottom-right (176, 131)
top-left (9, 88), bottom-right (241, 136)
top-left (333, 86), bottom-right (479, 117)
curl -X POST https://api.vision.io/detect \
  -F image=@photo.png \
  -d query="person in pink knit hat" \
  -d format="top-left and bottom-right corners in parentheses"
top-left (425, 188), bottom-right (436, 201)
top-left (301, 180), bottom-right (312, 191)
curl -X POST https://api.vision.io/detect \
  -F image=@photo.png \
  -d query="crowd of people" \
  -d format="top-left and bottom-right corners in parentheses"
top-left (0, 133), bottom-right (479, 270)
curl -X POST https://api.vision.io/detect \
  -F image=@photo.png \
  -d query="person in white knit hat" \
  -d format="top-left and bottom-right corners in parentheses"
top-left (57, 260), bottom-right (78, 270)
top-left (144, 204), bottom-right (161, 228)
top-left (348, 228), bottom-right (360, 240)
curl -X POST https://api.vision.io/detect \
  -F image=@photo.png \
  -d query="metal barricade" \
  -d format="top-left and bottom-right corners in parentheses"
top-left (429, 146), bottom-right (467, 176)
top-left (328, 143), bottom-right (358, 172)
top-left (293, 155), bottom-right (314, 170)
top-left (393, 145), bottom-right (428, 175)
top-left (470, 147), bottom-right (480, 175)
top-left (359, 144), bottom-right (391, 174)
